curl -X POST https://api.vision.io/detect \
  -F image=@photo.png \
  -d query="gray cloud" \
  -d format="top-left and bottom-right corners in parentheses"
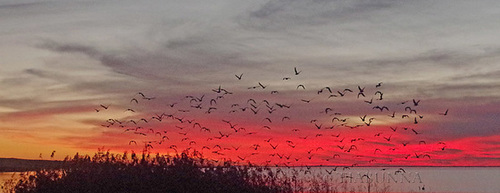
top-left (0, 1), bottom-right (86, 20)
top-left (0, 1), bottom-right (47, 10)
top-left (24, 68), bottom-right (68, 80)
top-left (363, 47), bottom-right (500, 68)
top-left (38, 41), bottom-right (127, 71)
top-left (37, 41), bottom-right (183, 83)
top-left (244, 0), bottom-right (397, 30)
top-left (450, 70), bottom-right (500, 82)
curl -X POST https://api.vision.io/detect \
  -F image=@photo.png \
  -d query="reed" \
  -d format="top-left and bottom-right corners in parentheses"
top-left (3, 150), bottom-right (293, 193)
top-left (3, 149), bottom-right (397, 193)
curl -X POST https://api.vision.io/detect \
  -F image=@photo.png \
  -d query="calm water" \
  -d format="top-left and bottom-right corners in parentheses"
top-left (0, 172), bottom-right (19, 191)
top-left (273, 166), bottom-right (500, 193)
top-left (1, 167), bottom-right (499, 192)
top-left (0, 172), bottom-right (17, 183)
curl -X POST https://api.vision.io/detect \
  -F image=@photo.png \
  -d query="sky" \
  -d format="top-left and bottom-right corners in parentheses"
top-left (0, 0), bottom-right (499, 167)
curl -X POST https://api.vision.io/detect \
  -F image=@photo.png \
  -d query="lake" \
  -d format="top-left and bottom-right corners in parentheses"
top-left (0, 172), bottom-right (17, 182)
top-left (1, 167), bottom-right (499, 192)
top-left (0, 172), bottom-right (19, 191)
top-left (273, 166), bottom-right (500, 192)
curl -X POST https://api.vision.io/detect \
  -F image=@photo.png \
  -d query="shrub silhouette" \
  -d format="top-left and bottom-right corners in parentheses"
top-left (8, 150), bottom-right (293, 193)
top-left (4, 150), bottom-right (398, 193)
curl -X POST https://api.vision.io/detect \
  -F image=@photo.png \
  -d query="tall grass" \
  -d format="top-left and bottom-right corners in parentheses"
top-left (2, 149), bottom-right (396, 193)
top-left (3, 149), bottom-right (294, 193)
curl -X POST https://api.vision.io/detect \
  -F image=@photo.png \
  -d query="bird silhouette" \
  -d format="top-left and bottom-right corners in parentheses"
top-left (258, 82), bottom-right (267, 89)
top-left (294, 67), bottom-right (301, 75)
top-left (374, 91), bottom-right (384, 100)
top-left (439, 109), bottom-right (449, 115)
top-left (412, 99), bottom-right (421, 106)
top-left (373, 105), bottom-right (389, 111)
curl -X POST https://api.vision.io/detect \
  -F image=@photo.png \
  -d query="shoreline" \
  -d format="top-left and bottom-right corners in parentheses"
top-left (1, 157), bottom-right (498, 172)
top-left (0, 158), bottom-right (63, 172)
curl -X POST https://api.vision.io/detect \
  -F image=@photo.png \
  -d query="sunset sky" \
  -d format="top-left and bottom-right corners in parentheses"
top-left (0, 0), bottom-right (499, 166)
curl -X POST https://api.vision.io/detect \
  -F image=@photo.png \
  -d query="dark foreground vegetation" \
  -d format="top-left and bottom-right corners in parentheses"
top-left (2, 150), bottom-right (293, 193)
top-left (2, 150), bottom-right (397, 193)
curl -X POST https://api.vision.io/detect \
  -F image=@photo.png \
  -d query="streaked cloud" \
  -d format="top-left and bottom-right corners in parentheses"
top-left (0, 0), bottom-right (498, 166)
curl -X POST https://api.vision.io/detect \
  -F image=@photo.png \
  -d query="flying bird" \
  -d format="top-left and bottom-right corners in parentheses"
top-left (373, 105), bottom-right (389, 111)
top-left (439, 109), bottom-right (449, 116)
top-left (357, 86), bottom-right (366, 98)
top-left (137, 92), bottom-right (155, 100)
top-left (208, 99), bottom-right (218, 106)
top-left (374, 91), bottom-right (384, 100)
top-left (405, 106), bottom-right (417, 114)
top-left (314, 123), bottom-right (322, 129)
top-left (412, 99), bottom-right (421, 106)
top-left (294, 67), bottom-right (301, 75)
top-left (136, 92), bottom-right (146, 98)
top-left (301, 99), bottom-right (311, 103)
top-left (258, 82), bottom-right (267, 89)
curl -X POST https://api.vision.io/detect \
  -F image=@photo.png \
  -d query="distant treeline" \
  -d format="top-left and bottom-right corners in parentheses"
top-left (0, 158), bottom-right (63, 172)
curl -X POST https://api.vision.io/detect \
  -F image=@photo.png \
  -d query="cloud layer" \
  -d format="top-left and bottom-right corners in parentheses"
top-left (0, 0), bottom-right (498, 165)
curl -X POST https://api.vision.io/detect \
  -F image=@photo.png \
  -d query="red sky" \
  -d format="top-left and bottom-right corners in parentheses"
top-left (3, 78), bottom-right (498, 167)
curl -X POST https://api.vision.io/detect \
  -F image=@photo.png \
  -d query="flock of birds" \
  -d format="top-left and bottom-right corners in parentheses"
top-left (95, 67), bottom-right (450, 170)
